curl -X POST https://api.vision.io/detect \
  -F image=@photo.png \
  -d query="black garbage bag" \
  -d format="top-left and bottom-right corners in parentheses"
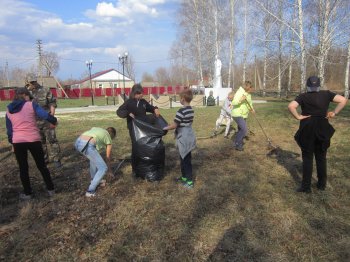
top-left (131, 115), bottom-right (168, 181)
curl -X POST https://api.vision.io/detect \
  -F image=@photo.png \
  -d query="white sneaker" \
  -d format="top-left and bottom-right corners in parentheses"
top-left (85, 191), bottom-right (96, 197)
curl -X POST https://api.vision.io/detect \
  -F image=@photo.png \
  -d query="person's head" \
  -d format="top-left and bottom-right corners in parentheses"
top-left (180, 89), bottom-right (193, 104)
top-left (227, 91), bottom-right (234, 101)
top-left (243, 81), bottom-right (253, 93)
top-left (130, 84), bottom-right (143, 99)
top-left (26, 74), bottom-right (39, 90)
top-left (106, 127), bottom-right (117, 139)
top-left (306, 76), bottom-right (320, 92)
top-left (14, 87), bottom-right (31, 101)
top-left (209, 90), bottom-right (213, 96)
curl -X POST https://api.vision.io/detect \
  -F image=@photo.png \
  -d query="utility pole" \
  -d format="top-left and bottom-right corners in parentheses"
top-left (118, 52), bottom-right (128, 101)
top-left (86, 60), bottom-right (94, 106)
top-left (36, 39), bottom-right (43, 85)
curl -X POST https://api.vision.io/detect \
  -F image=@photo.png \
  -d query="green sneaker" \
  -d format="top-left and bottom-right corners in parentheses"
top-left (175, 176), bottom-right (187, 184)
top-left (183, 180), bottom-right (194, 189)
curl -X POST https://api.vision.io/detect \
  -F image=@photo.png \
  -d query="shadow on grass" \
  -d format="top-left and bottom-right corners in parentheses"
top-left (267, 147), bottom-right (302, 185)
top-left (207, 224), bottom-right (267, 262)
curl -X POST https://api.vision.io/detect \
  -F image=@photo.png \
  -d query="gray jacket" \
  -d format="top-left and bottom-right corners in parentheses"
top-left (220, 97), bottom-right (232, 117)
top-left (175, 126), bottom-right (196, 159)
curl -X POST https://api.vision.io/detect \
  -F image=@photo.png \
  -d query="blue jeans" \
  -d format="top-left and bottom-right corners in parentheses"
top-left (75, 137), bottom-right (107, 192)
top-left (233, 117), bottom-right (247, 148)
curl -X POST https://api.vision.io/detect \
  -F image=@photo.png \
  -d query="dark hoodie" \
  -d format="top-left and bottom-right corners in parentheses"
top-left (6, 100), bottom-right (57, 144)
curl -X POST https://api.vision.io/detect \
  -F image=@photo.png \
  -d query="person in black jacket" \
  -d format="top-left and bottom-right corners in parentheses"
top-left (288, 76), bottom-right (347, 193)
top-left (116, 84), bottom-right (160, 175)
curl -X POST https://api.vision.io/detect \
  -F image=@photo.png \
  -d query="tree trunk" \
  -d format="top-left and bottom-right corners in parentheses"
top-left (298, 0), bottom-right (306, 92)
top-left (193, 0), bottom-right (204, 85)
top-left (317, 0), bottom-right (331, 88)
top-left (242, 0), bottom-right (247, 83)
top-left (277, 1), bottom-right (283, 98)
top-left (345, 41), bottom-right (350, 98)
top-left (228, 0), bottom-right (236, 90)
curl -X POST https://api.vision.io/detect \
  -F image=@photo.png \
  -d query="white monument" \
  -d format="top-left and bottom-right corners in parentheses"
top-left (205, 55), bottom-right (231, 102)
top-left (214, 56), bottom-right (222, 89)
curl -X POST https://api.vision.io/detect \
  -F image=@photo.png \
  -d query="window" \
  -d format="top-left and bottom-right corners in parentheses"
top-left (98, 84), bottom-right (103, 88)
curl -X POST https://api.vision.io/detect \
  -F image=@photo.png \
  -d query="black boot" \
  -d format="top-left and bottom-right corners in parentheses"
top-left (296, 186), bottom-right (311, 193)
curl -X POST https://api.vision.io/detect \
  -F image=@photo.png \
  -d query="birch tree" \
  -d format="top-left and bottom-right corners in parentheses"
top-left (227, 0), bottom-right (237, 90)
top-left (242, 0), bottom-right (248, 82)
top-left (287, 0), bottom-right (298, 97)
top-left (344, 40), bottom-right (350, 98)
top-left (277, 0), bottom-right (284, 97)
top-left (192, 0), bottom-right (204, 85)
top-left (297, 0), bottom-right (307, 92)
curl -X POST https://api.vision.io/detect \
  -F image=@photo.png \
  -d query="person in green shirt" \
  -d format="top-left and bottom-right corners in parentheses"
top-left (231, 81), bottom-right (255, 151)
top-left (74, 127), bottom-right (116, 197)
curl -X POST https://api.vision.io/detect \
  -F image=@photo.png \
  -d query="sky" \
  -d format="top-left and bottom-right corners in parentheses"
top-left (0, 0), bottom-right (180, 81)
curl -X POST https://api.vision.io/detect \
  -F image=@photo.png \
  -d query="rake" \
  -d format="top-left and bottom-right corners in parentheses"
top-left (244, 100), bottom-right (279, 152)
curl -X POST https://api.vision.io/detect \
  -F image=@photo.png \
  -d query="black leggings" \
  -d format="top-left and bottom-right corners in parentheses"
top-left (301, 142), bottom-right (327, 190)
top-left (13, 141), bottom-right (54, 195)
top-left (180, 152), bottom-right (193, 181)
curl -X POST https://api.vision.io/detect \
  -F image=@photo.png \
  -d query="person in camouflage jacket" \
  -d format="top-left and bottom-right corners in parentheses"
top-left (26, 75), bottom-right (62, 167)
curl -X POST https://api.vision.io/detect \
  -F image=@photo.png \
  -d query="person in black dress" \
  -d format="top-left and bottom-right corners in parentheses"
top-left (288, 76), bottom-right (347, 193)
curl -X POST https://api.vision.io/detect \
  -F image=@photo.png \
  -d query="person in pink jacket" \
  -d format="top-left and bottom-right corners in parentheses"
top-left (6, 88), bottom-right (58, 200)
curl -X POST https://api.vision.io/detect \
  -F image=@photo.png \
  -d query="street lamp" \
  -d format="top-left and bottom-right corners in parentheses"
top-left (118, 52), bottom-right (128, 100)
top-left (86, 59), bottom-right (94, 106)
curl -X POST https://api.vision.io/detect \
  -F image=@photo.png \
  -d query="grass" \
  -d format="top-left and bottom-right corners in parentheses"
top-left (0, 102), bottom-right (349, 261)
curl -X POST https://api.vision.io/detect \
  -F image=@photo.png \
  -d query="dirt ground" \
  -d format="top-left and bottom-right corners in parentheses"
top-left (0, 105), bottom-right (349, 261)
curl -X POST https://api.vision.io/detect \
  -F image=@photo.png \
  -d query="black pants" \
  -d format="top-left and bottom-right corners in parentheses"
top-left (180, 152), bottom-right (193, 181)
top-left (13, 141), bottom-right (54, 195)
top-left (301, 141), bottom-right (327, 190)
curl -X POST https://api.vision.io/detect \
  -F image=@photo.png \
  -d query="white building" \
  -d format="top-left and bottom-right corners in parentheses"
top-left (69, 68), bottom-right (134, 89)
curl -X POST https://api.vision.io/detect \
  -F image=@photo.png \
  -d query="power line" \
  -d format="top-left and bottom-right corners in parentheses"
top-left (57, 56), bottom-right (175, 64)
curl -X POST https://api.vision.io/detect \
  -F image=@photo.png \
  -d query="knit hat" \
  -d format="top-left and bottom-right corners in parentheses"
top-left (306, 76), bottom-right (320, 92)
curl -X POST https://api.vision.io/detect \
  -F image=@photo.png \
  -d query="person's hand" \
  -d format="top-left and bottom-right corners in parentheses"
top-left (129, 113), bottom-right (135, 118)
top-left (11, 145), bottom-right (14, 153)
top-left (240, 95), bottom-right (246, 103)
top-left (49, 123), bottom-right (57, 129)
top-left (250, 108), bottom-right (256, 114)
top-left (163, 126), bottom-right (169, 130)
top-left (297, 115), bottom-right (311, 120)
top-left (326, 111), bottom-right (336, 119)
top-left (154, 108), bottom-right (160, 117)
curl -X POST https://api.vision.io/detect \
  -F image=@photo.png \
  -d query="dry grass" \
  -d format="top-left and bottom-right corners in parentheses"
top-left (0, 102), bottom-right (349, 261)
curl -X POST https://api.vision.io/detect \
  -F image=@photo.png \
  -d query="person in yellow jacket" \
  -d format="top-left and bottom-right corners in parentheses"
top-left (231, 81), bottom-right (255, 151)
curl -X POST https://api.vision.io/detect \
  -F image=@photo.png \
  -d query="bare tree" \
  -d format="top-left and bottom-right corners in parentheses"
top-left (191, 0), bottom-right (204, 85)
top-left (277, 0), bottom-right (284, 97)
top-left (287, 0), bottom-right (298, 96)
top-left (155, 67), bottom-right (171, 86)
top-left (344, 40), bottom-right (350, 98)
top-left (125, 54), bottom-right (136, 81)
top-left (141, 72), bottom-right (154, 82)
top-left (10, 67), bottom-right (28, 83)
top-left (255, 0), bottom-right (306, 92)
top-left (42, 51), bottom-right (59, 76)
top-left (242, 0), bottom-right (248, 82)
top-left (228, 0), bottom-right (237, 89)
